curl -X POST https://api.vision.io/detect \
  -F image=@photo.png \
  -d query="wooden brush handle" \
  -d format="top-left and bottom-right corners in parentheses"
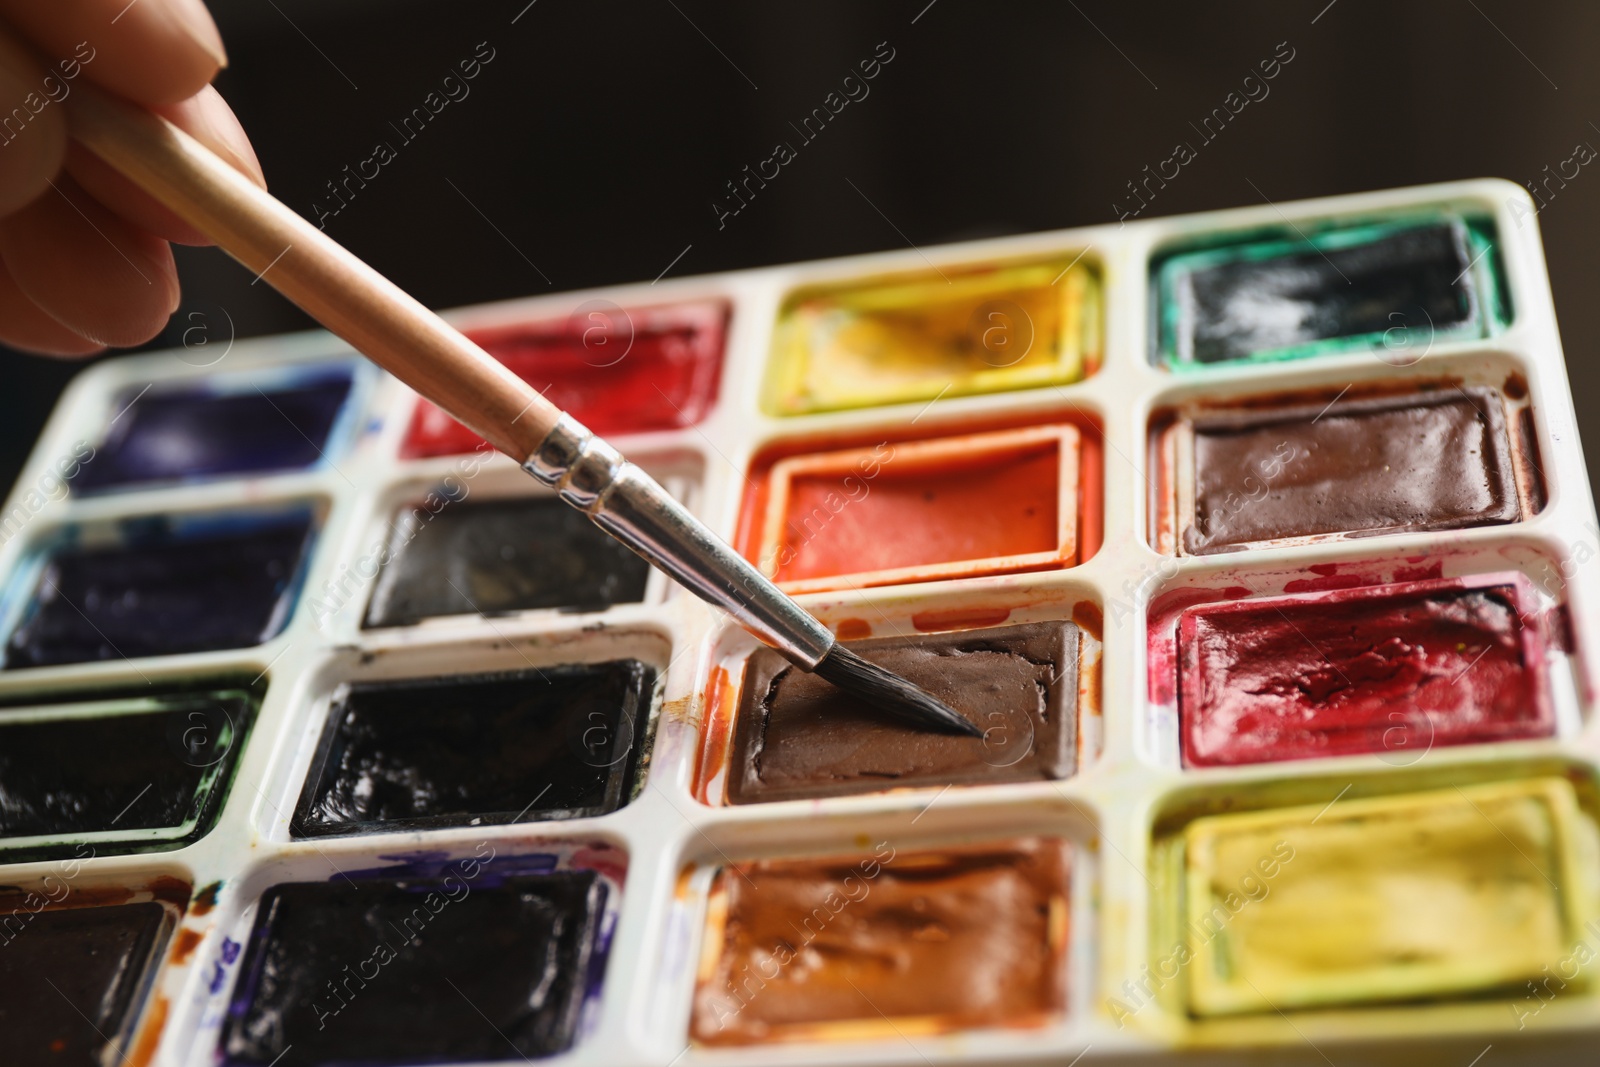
top-left (65, 82), bottom-right (563, 460)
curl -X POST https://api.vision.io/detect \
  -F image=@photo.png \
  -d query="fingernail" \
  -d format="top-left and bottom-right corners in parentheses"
top-left (169, 0), bottom-right (229, 70)
top-left (185, 88), bottom-right (267, 188)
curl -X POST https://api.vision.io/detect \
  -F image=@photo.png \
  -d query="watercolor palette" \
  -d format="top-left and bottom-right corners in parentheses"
top-left (0, 179), bottom-right (1596, 1067)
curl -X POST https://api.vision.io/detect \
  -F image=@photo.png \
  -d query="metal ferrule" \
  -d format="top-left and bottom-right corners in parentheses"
top-left (524, 414), bottom-right (834, 668)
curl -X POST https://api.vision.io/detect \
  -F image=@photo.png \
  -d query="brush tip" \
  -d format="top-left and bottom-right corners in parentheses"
top-left (811, 644), bottom-right (983, 738)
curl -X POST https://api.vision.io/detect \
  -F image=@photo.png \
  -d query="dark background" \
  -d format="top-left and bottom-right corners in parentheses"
top-left (3, 0), bottom-right (1596, 489)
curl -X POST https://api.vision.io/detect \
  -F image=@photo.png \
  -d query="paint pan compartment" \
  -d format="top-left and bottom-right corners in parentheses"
top-left (0, 682), bottom-right (260, 862)
top-left (764, 252), bottom-right (1101, 416)
top-left (1148, 373), bottom-right (1546, 556)
top-left (0, 871), bottom-right (188, 1067)
top-left (292, 662), bottom-right (660, 837)
top-left (259, 627), bottom-right (673, 842)
top-left (740, 419), bottom-right (1102, 595)
top-left (0, 501), bottom-right (321, 670)
top-left (1140, 547), bottom-right (1580, 771)
top-left (1142, 759), bottom-right (1600, 1044)
top-left (656, 798), bottom-right (1101, 1057)
top-left (362, 492), bottom-right (654, 625)
top-left (76, 361), bottom-right (364, 493)
top-left (354, 464), bottom-right (693, 631)
top-left (694, 585), bottom-right (1103, 807)
top-left (1149, 209), bottom-right (1508, 370)
top-left (724, 621), bottom-right (1079, 804)
top-left (757, 424), bottom-right (1078, 591)
top-left (691, 837), bottom-right (1071, 1045)
top-left (404, 299), bottom-right (728, 455)
top-left (193, 841), bottom-right (627, 1067)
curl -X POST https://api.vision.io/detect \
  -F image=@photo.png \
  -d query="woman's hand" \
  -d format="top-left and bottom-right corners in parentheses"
top-left (0, 0), bottom-right (262, 357)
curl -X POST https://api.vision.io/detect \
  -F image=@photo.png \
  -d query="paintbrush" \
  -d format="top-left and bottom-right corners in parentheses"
top-left (61, 82), bottom-right (981, 739)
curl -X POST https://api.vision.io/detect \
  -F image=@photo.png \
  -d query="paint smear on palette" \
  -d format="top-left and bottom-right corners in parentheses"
top-left (364, 497), bottom-right (651, 627)
top-left (294, 662), bottom-right (656, 836)
top-left (1152, 215), bottom-right (1506, 367)
top-left (78, 369), bottom-right (355, 491)
top-left (765, 255), bottom-right (1100, 415)
top-left (403, 301), bottom-right (727, 456)
top-left (220, 872), bottom-right (607, 1065)
top-left (1178, 576), bottom-right (1552, 766)
top-left (4, 511), bottom-right (315, 668)
top-left (729, 622), bottom-right (1078, 804)
top-left (0, 901), bottom-right (171, 1063)
top-left (762, 425), bottom-right (1078, 592)
top-left (0, 689), bottom-right (255, 858)
top-left (340, 850), bottom-right (559, 885)
top-left (1185, 389), bottom-right (1521, 553)
top-left (1183, 778), bottom-right (1595, 1015)
top-left (692, 839), bottom-right (1069, 1044)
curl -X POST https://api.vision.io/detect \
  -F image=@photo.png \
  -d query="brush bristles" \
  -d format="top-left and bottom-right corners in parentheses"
top-left (811, 644), bottom-right (983, 738)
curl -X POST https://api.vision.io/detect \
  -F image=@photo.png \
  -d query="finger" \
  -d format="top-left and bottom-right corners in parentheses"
top-left (0, 24), bottom-right (67, 216)
top-left (0, 256), bottom-right (105, 356)
top-left (0, 0), bottom-right (226, 107)
top-left (66, 84), bottom-right (265, 245)
top-left (0, 175), bottom-right (177, 347)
